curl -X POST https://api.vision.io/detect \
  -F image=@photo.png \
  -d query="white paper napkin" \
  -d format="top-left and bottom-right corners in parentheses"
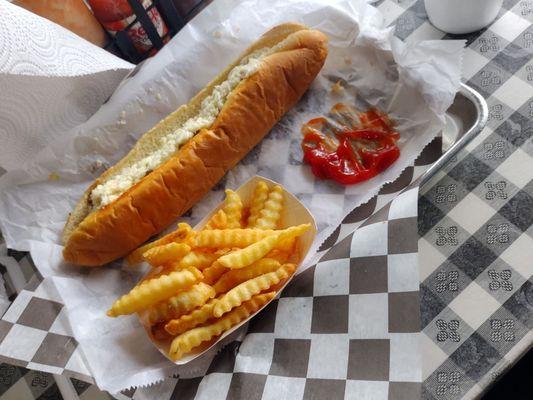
top-left (0, 0), bottom-right (133, 171)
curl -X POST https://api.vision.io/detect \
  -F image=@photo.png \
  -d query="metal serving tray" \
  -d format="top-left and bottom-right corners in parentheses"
top-left (420, 83), bottom-right (489, 186)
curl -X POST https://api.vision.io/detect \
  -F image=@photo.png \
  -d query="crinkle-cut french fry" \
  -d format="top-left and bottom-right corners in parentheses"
top-left (275, 236), bottom-right (296, 252)
top-left (169, 292), bottom-right (275, 360)
top-left (217, 234), bottom-right (278, 269)
top-left (203, 209), bottom-right (228, 230)
top-left (265, 249), bottom-right (291, 263)
top-left (217, 224), bottom-right (309, 269)
top-left (106, 267), bottom-right (202, 317)
top-left (223, 189), bottom-right (243, 229)
top-left (177, 222), bottom-right (193, 232)
top-left (178, 251), bottom-right (219, 270)
top-left (147, 282), bottom-right (215, 324)
top-left (213, 258), bottom-right (281, 294)
top-left (202, 262), bottom-right (229, 285)
top-left (216, 224), bottom-right (307, 269)
top-left (164, 298), bottom-right (218, 335)
top-left (143, 242), bottom-right (191, 266)
top-left (247, 181), bottom-right (269, 227)
top-left (276, 224), bottom-right (311, 241)
top-left (193, 229), bottom-right (276, 248)
top-left (253, 185), bottom-right (284, 230)
top-left (213, 264), bottom-right (295, 317)
top-left (126, 223), bottom-right (192, 265)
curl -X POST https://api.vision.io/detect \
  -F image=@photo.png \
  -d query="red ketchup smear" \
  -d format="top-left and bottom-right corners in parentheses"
top-left (301, 104), bottom-right (400, 185)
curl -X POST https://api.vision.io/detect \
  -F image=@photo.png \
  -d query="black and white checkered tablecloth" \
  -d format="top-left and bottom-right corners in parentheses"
top-left (0, 0), bottom-right (531, 399)
top-left (387, 0), bottom-right (533, 399)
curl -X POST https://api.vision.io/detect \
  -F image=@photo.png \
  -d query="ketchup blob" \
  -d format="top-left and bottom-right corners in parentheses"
top-left (301, 104), bottom-right (400, 185)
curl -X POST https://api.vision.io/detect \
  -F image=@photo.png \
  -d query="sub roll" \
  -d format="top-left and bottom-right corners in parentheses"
top-left (62, 23), bottom-right (328, 266)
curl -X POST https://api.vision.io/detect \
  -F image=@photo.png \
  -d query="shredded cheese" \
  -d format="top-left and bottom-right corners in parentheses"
top-left (90, 47), bottom-right (272, 209)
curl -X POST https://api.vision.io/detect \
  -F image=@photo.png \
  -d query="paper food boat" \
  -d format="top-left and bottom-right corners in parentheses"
top-left (138, 175), bottom-right (317, 365)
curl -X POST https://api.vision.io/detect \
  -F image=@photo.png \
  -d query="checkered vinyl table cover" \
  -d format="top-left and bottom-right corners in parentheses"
top-left (0, 0), bottom-right (532, 399)
top-left (387, 1), bottom-right (533, 399)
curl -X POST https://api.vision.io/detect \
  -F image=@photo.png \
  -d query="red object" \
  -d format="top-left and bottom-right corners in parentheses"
top-left (301, 104), bottom-right (400, 185)
top-left (87, 0), bottom-right (168, 54)
top-left (13, 0), bottom-right (107, 47)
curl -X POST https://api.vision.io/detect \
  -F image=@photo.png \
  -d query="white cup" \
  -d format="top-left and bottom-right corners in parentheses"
top-left (424, 0), bottom-right (503, 34)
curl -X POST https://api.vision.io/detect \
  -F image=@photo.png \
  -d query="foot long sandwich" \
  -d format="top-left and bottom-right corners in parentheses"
top-left (62, 23), bottom-right (328, 266)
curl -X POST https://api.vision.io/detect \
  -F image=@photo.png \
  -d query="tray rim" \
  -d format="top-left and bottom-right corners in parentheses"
top-left (420, 83), bottom-right (489, 187)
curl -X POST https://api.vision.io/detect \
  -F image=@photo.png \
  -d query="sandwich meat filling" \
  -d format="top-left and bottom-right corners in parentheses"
top-left (90, 46), bottom-right (273, 210)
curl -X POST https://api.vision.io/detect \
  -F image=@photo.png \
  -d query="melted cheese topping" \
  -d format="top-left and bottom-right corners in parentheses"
top-left (90, 47), bottom-right (272, 209)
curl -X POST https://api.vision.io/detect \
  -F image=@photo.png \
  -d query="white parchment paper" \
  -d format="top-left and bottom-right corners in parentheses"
top-left (0, 0), bottom-right (464, 393)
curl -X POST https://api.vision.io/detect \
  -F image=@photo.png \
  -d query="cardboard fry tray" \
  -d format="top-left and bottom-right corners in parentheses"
top-left (137, 175), bottom-right (317, 365)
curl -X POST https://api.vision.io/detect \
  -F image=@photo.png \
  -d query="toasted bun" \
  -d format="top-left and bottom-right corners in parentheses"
top-left (62, 23), bottom-right (328, 266)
